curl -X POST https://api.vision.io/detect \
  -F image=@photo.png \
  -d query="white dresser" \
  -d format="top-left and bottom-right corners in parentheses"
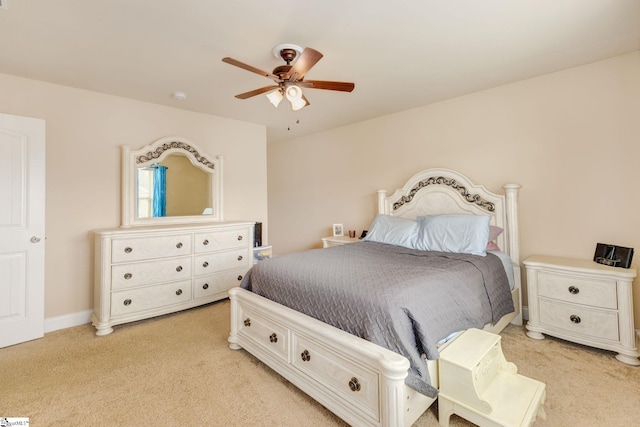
top-left (92, 221), bottom-right (254, 335)
top-left (523, 255), bottom-right (639, 365)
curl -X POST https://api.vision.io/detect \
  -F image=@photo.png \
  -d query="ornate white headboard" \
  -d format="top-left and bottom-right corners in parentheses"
top-left (377, 168), bottom-right (521, 264)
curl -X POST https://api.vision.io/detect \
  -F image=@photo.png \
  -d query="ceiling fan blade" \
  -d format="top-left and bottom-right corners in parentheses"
top-left (222, 57), bottom-right (281, 81)
top-left (234, 85), bottom-right (279, 99)
top-left (301, 80), bottom-right (355, 92)
top-left (302, 94), bottom-right (311, 107)
top-left (287, 48), bottom-right (323, 81)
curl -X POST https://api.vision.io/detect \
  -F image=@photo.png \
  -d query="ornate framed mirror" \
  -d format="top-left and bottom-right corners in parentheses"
top-left (121, 136), bottom-right (223, 227)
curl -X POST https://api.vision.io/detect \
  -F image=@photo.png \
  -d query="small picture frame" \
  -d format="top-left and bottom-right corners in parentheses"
top-left (333, 223), bottom-right (344, 237)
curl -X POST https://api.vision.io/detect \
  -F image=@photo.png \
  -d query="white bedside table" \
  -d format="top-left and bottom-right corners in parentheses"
top-left (523, 255), bottom-right (639, 365)
top-left (321, 236), bottom-right (360, 248)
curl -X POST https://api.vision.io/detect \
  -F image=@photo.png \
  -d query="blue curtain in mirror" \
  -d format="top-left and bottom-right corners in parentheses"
top-left (152, 166), bottom-right (167, 217)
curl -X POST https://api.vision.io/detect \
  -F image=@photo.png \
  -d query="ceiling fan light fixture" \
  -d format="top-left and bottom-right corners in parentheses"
top-left (285, 85), bottom-right (306, 111)
top-left (266, 89), bottom-right (283, 107)
top-left (285, 85), bottom-right (303, 100)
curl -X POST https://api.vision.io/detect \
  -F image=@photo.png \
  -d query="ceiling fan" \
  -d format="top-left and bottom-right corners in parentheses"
top-left (222, 44), bottom-right (355, 111)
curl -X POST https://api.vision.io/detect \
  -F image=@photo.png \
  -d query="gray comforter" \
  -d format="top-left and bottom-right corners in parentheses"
top-left (241, 241), bottom-right (514, 397)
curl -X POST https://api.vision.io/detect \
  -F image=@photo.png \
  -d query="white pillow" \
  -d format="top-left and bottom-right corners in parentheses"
top-left (414, 214), bottom-right (491, 256)
top-left (363, 214), bottom-right (418, 248)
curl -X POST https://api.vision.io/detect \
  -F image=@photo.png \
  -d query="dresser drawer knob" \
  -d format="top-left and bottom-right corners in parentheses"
top-left (301, 349), bottom-right (311, 362)
top-left (123, 299), bottom-right (132, 306)
top-left (244, 318), bottom-right (251, 327)
top-left (202, 283), bottom-right (209, 290)
top-left (176, 265), bottom-right (183, 272)
top-left (237, 255), bottom-right (243, 261)
top-left (176, 289), bottom-right (183, 296)
top-left (237, 275), bottom-right (243, 281)
top-left (176, 242), bottom-right (183, 249)
top-left (202, 261), bottom-right (209, 268)
top-left (237, 235), bottom-right (243, 241)
top-left (568, 286), bottom-right (580, 294)
top-left (570, 314), bottom-right (581, 324)
top-left (269, 333), bottom-right (278, 343)
top-left (203, 239), bottom-right (209, 245)
top-left (349, 377), bottom-right (361, 392)
top-left (124, 273), bottom-right (132, 280)
top-left (124, 247), bottom-right (133, 253)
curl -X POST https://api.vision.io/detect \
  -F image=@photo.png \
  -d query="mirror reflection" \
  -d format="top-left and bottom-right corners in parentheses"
top-left (137, 154), bottom-right (212, 218)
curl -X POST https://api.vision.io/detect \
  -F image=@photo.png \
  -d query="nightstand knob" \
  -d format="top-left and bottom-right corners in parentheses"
top-left (570, 314), bottom-right (581, 324)
top-left (568, 286), bottom-right (580, 294)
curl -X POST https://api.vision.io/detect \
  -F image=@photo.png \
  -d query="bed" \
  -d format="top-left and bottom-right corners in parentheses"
top-left (228, 168), bottom-right (522, 427)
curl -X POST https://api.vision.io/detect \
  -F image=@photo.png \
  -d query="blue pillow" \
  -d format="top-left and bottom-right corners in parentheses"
top-left (363, 214), bottom-right (418, 248)
top-left (414, 214), bottom-right (491, 256)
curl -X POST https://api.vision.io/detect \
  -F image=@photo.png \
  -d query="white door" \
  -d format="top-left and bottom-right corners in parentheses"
top-left (0, 113), bottom-right (45, 348)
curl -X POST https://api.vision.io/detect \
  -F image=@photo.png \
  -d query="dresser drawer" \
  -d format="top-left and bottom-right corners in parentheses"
top-left (110, 280), bottom-right (192, 317)
top-left (538, 298), bottom-right (619, 341)
top-left (238, 306), bottom-right (289, 363)
top-left (194, 248), bottom-right (250, 276)
top-left (194, 228), bottom-right (250, 253)
top-left (112, 256), bottom-right (192, 289)
top-left (111, 234), bottom-right (191, 263)
top-left (193, 268), bottom-right (248, 299)
top-left (537, 271), bottom-right (617, 309)
top-left (292, 334), bottom-right (379, 422)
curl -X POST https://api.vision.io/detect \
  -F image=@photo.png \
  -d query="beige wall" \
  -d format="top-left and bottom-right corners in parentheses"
top-left (0, 73), bottom-right (268, 319)
top-left (267, 52), bottom-right (640, 327)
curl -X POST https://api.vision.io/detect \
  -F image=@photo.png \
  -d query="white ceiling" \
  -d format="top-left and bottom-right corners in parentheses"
top-left (0, 0), bottom-right (638, 143)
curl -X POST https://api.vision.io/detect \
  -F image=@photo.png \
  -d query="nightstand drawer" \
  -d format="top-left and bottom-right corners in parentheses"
top-left (538, 298), bottom-right (619, 341)
top-left (537, 271), bottom-right (617, 309)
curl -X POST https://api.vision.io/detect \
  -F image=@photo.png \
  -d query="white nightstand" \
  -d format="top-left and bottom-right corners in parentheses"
top-left (523, 255), bottom-right (639, 365)
top-left (321, 236), bottom-right (360, 248)
top-left (438, 328), bottom-right (546, 427)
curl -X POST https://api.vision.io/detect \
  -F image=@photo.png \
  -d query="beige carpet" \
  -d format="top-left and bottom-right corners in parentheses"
top-left (1, 300), bottom-right (639, 426)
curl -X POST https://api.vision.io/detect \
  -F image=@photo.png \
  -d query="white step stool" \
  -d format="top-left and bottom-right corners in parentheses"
top-left (438, 328), bottom-right (546, 427)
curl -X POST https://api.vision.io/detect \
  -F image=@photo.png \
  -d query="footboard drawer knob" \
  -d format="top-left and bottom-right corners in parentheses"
top-left (301, 350), bottom-right (311, 362)
top-left (243, 318), bottom-right (251, 327)
top-left (570, 315), bottom-right (581, 324)
top-left (349, 377), bottom-right (361, 392)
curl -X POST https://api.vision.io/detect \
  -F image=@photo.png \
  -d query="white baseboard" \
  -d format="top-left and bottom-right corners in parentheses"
top-left (44, 309), bottom-right (93, 333)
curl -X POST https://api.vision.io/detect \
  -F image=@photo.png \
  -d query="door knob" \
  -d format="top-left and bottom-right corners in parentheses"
top-left (30, 236), bottom-right (42, 243)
